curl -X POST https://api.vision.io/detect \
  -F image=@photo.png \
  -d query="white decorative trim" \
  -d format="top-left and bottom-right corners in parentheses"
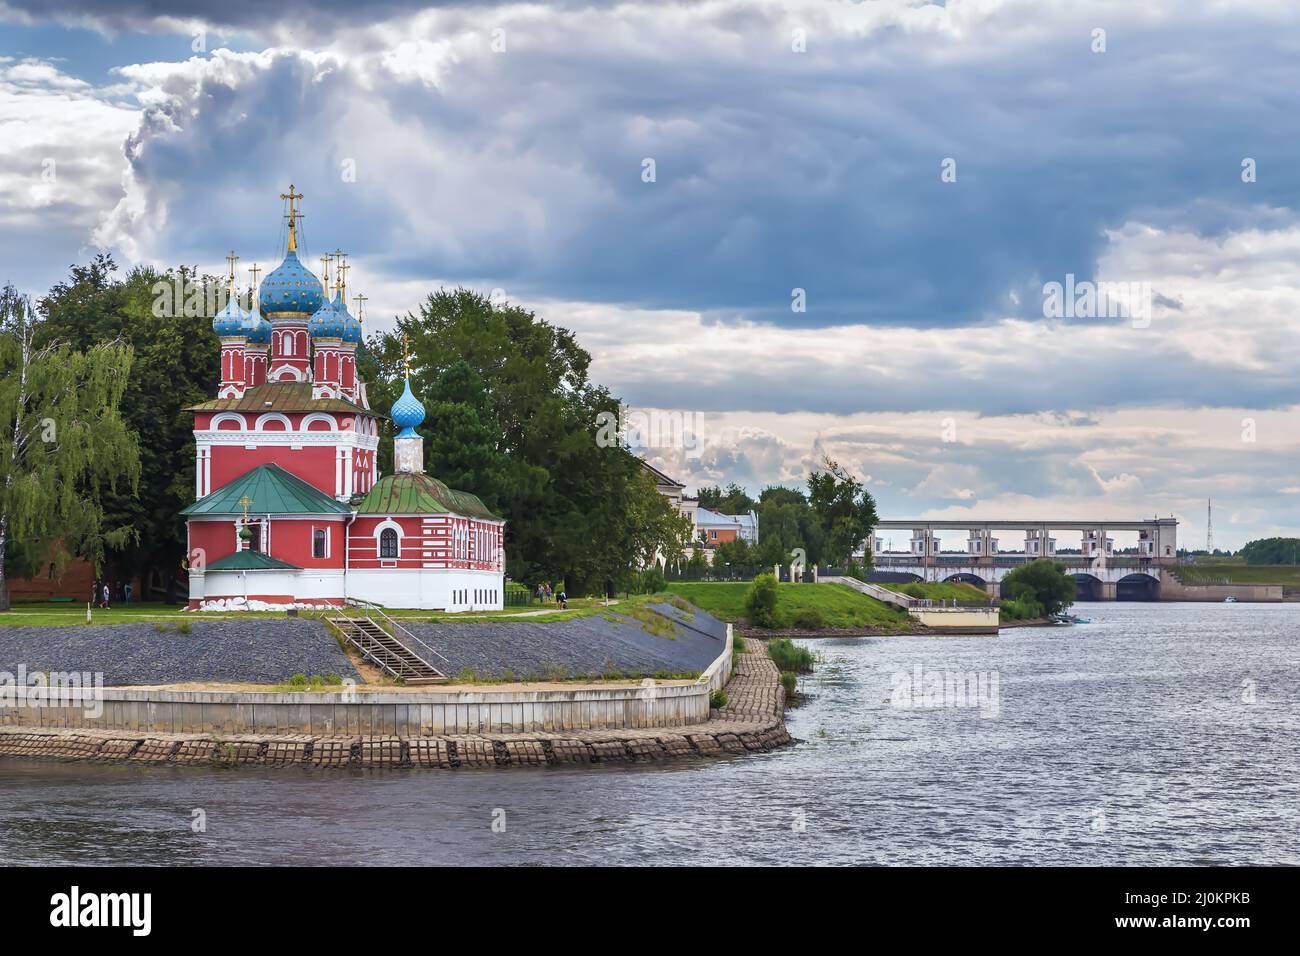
top-left (253, 413), bottom-right (294, 431)
top-left (194, 430), bottom-right (380, 451)
top-left (211, 412), bottom-right (249, 431)
top-left (300, 412), bottom-right (340, 431)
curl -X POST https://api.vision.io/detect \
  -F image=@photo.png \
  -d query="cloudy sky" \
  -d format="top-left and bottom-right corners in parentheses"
top-left (2, 0), bottom-right (1298, 549)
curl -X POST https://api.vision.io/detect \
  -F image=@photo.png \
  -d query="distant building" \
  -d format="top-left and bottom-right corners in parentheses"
top-left (695, 507), bottom-right (758, 548)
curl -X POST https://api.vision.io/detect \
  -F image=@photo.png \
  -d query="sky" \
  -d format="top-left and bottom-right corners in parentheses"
top-left (1, 0), bottom-right (1298, 550)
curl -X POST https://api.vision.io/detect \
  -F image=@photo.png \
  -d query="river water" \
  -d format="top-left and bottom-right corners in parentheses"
top-left (1, 602), bottom-right (1296, 866)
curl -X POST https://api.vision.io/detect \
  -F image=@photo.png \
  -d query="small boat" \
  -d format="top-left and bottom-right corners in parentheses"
top-left (1223, 596), bottom-right (1238, 603)
top-left (1050, 612), bottom-right (1091, 625)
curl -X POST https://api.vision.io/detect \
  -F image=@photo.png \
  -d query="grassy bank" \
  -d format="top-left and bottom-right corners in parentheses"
top-left (1175, 564), bottom-right (1300, 587)
top-left (665, 581), bottom-right (910, 630)
top-left (880, 581), bottom-right (992, 603)
top-left (0, 596), bottom-right (633, 628)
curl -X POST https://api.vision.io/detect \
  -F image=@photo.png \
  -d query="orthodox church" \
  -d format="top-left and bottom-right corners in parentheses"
top-left (181, 186), bottom-right (505, 611)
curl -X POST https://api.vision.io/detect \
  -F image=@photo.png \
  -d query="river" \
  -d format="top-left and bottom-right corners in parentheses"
top-left (1, 602), bottom-right (1295, 865)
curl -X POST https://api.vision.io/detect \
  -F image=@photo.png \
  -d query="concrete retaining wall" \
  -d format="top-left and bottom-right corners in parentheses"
top-left (1159, 575), bottom-right (1283, 603)
top-left (0, 627), bottom-right (736, 736)
top-left (908, 606), bottom-right (1001, 633)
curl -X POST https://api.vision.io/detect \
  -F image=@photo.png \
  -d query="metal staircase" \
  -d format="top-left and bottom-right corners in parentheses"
top-left (327, 608), bottom-right (450, 684)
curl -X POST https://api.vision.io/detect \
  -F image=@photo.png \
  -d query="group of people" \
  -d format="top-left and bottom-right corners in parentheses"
top-left (91, 580), bottom-right (132, 609)
top-left (533, 582), bottom-right (568, 609)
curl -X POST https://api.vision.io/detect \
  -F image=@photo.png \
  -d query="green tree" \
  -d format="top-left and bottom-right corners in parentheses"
top-left (1001, 560), bottom-right (1076, 617)
top-left (745, 571), bottom-right (779, 627)
top-left (806, 457), bottom-right (878, 567)
top-left (35, 256), bottom-right (218, 597)
top-left (697, 482), bottom-right (757, 514)
top-left (373, 288), bottom-right (682, 595)
top-left (1239, 537), bottom-right (1300, 565)
top-left (0, 285), bottom-right (140, 609)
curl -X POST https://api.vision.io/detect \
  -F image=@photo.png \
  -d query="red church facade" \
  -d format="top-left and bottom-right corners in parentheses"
top-left (182, 188), bottom-right (505, 611)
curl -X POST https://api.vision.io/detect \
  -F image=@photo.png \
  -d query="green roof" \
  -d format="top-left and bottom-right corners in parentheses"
top-left (204, 551), bottom-right (302, 572)
top-left (189, 382), bottom-right (368, 415)
top-left (181, 463), bottom-right (351, 516)
top-left (355, 473), bottom-right (499, 520)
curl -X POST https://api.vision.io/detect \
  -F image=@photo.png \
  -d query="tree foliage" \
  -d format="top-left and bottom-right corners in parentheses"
top-left (744, 572), bottom-right (779, 627)
top-left (1001, 560), bottom-right (1076, 618)
top-left (33, 255), bottom-right (218, 598)
top-left (371, 288), bottom-right (685, 594)
top-left (1239, 537), bottom-right (1300, 565)
top-left (0, 284), bottom-right (140, 608)
top-left (806, 457), bottom-right (878, 566)
top-left (697, 482), bottom-right (757, 514)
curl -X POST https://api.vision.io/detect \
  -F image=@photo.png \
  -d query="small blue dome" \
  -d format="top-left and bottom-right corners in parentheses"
top-left (391, 377), bottom-right (425, 438)
top-left (309, 298), bottom-right (345, 340)
top-left (259, 249), bottom-right (323, 316)
top-left (212, 293), bottom-right (249, 337)
top-left (341, 303), bottom-right (363, 344)
top-left (244, 299), bottom-right (272, 345)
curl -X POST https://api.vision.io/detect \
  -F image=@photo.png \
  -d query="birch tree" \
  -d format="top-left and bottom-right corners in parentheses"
top-left (0, 285), bottom-right (139, 609)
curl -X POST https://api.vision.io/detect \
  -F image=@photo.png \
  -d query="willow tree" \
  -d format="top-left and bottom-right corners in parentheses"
top-left (0, 285), bottom-right (139, 610)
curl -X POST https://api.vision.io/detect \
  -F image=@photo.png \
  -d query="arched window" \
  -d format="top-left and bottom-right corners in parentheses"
top-left (380, 528), bottom-right (399, 559)
top-left (313, 529), bottom-right (327, 559)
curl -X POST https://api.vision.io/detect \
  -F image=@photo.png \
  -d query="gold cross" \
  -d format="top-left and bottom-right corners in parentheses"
top-left (238, 495), bottom-right (253, 521)
top-left (280, 184), bottom-right (304, 251)
top-left (353, 293), bottom-right (367, 322)
top-left (319, 254), bottom-right (332, 289)
top-left (402, 333), bottom-right (411, 377)
top-left (248, 263), bottom-right (261, 290)
top-left (336, 257), bottom-right (350, 300)
top-left (225, 250), bottom-right (239, 293)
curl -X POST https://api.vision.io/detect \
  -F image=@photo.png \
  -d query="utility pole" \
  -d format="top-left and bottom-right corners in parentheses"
top-left (1205, 499), bottom-right (1213, 554)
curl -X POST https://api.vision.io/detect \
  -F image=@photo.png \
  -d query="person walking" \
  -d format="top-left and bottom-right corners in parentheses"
top-left (557, 588), bottom-right (567, 610)
top-left (101, 582), bottom-right (111, 610)
top-left (91, 581), bottom-right (100, 609)
top-left (123, 581), bottom-right (133, 604)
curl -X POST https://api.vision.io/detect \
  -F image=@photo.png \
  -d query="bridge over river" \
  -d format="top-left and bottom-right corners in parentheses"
top-left (860, 518), bottom-right (1178, 601)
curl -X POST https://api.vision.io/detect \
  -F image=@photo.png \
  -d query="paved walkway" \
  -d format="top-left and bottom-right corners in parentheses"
top-left (0, 639), bottom-right (791, 768)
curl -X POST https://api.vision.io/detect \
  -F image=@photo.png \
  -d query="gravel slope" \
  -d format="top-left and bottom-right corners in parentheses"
top-left (407, 603), bottom-right (727, 679)
top-left (0, 620), bottom-right (359, 686)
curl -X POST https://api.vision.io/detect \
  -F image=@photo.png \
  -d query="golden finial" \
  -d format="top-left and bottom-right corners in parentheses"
top-left (280, 184), bottom-right (304, 252)
top-left (336, 255), bottom-right (350, 303)
top-left (248, 262), bottom-right (261, 289)
top-left (319, 254), bottom-right (332, 295)
top-left (225, 250), bottom-right (239, 294)
top-left (353, 293), bottom-right (367, 323)
top-left (402, 333), bottom-right (411, 378)
top-left (238, 495), bottom-right (253, 521)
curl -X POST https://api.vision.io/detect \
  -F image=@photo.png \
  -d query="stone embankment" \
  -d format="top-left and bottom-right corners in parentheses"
top-left (0, 639), bottom-right (790, 768)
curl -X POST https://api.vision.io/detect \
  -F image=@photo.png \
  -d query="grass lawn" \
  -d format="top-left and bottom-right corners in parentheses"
top-left (665, 581), bottom-right (910, 630)
top-left (0, 595), bottom-right (631, 628)
top-left (1176, 564), bottom-right (1300, 586)
top-left (881, 581), bottom-right (992, 603)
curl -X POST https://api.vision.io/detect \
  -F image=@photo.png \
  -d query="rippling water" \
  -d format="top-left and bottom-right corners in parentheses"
top-left (2, 602), bottom-right (1296, 865)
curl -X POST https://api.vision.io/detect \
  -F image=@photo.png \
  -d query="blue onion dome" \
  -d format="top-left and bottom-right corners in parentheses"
top-left (243, 296), bottom-right (272, 345)
top-left (212, 291), bottom-right (249, 337)
top-left (391, 377), bottom-right (426, 438)
top-left (309, 298), bottom-right (345, 339)
top-left (341, 308), bottom-right (363, 344)
top-left (258, 249), bottom-right (323, 316)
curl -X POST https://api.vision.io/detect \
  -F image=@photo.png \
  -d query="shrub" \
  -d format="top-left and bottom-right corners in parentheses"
top-left (637, 565), bottom-right (668, 594)
top-left (709, 688), bottom-right (728, 709)
top-left (999, 597), bottom-right (1045, 622)
top-left (745, 572), bottom-right (780, 628)
top-left (903, 583), bottom-right (927, 599)
top-left (176, 620), bottom-right (192, 635)
top-left (780, 671), bottom-right (798, 695)
top-left (791, 607), bottom-right (825, 630)
top-left (768, 637), bottom-right (815, 673)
